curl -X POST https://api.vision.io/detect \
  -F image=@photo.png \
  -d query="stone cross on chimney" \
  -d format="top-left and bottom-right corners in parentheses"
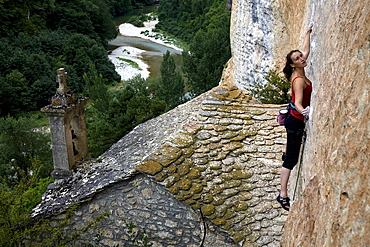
top-left (41, 68), bottom-right (89, 179)
top-left (56, 68), bottom-right (69, 94)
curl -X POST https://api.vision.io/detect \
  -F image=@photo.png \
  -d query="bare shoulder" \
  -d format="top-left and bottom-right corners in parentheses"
top-left (292, 77), bottom-right (306, 89)
top-left (291, 76), bottom-right (305, 84)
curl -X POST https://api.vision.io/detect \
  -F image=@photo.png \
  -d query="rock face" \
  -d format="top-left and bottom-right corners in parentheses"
top-left (230, 0), bottom-right (310, 91)
top-left (230, 0), bottom-right (369, 246)
top-left (281, 1), bottom-right (370, 246)
top-left (230, 0), bottom-right (275, 90)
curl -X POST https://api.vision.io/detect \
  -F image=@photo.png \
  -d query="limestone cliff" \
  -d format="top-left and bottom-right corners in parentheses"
top-left (230, 0), bottom-right (369, 245)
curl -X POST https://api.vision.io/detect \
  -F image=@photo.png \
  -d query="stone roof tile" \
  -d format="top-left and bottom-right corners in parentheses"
top-left (136, 86), bottom-right (289, 244)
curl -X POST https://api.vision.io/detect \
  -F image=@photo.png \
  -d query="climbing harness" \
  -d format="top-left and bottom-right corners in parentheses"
top-left (292, 128), bottom-right (307, 201)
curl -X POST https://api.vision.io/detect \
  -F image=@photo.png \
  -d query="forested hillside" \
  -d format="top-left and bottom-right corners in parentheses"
top-left (0, 0), bottom-right (231, 245)
top-left (0, 0), bottom-right (144, 116)
top-left (157, 0), bottom-right (231, 95)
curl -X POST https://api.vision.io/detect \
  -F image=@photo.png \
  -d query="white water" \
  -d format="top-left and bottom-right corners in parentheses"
top-left (119, 20), bottom-right (182, 52)
top-left (108, 19), bottom-right (182, 81)
top-left (109, 46), bottom-right (150, 81)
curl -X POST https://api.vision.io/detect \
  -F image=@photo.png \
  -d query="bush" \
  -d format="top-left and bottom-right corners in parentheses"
top-left (0, 115), bottom-right (53, 186)
top-left (0, 166), bottom-right (53, 246)
top-left (85, 72), bottom-right (167, 157)
top-left (128, 13), bottom-right (155, 27)
top-left (250, 69), bottom-right (291, 104)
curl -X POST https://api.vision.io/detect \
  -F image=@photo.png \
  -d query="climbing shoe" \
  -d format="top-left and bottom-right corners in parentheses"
top-left (276, 195), bottom-right (290, 211)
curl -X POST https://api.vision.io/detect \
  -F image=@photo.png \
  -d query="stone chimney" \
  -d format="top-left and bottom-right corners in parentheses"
top-left (41, 68), bottom-right (89, 179)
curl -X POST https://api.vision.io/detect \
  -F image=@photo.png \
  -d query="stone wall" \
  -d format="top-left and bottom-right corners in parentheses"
top-left (280, 0), bottom-right (370, 246)
top-left (57, 174), bottom-right (236, 247)
top-left (230, 0), bottom-right (369, 245)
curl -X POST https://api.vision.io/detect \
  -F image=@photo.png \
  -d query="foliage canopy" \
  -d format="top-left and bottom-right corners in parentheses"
top-left (0, 2), bottom-right (233, 244)
top-left (85, 67), bottom-right (167, 157)
top-left (0, 115), bottom-right (53, 186)
top-left (250, 69), bottom-right (291, 104)
top-left (157, 0), bottom-right (231, 96)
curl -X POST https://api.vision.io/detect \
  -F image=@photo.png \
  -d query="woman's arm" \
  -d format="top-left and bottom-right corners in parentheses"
top-left (292, 78), bottom-right (306, 113)
top-left (301, 23), bottom-right (313, 60)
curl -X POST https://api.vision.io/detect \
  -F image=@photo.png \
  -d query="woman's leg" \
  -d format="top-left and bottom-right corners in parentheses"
top-left (280, 167), bottom-right (291, 198)
top-left (279, 113), bottom-right (304, 202)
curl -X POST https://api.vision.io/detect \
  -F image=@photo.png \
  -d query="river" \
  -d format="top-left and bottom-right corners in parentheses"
top-left (108, 5), bottom-right (183, 81)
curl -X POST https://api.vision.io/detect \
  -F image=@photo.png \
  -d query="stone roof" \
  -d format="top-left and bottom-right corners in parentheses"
top-left (135, 84), bottom-right (288, 243)
top-left (33, 77), bottom-right (288, 245)
top-left (32, 90), bottom-right (210, 218)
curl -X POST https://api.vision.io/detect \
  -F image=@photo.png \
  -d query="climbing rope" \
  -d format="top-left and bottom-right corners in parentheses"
top-left (199, 209), bottom-right (206, 247)
top-left (292, 129), bottom-right (307, 201)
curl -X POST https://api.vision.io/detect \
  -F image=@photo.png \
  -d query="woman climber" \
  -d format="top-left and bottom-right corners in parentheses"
top-left (277, 23), bottom-right (313, 211)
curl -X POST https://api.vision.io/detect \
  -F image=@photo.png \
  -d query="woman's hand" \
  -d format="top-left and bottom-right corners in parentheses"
top-left (301, 23), bottom-right (313, 59)
top-left (302, 106), bottom-right (310, 117)
top-left (307, 23), bottom-right (313, 33)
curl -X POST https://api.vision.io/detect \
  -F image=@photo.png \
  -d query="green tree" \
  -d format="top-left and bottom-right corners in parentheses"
top-left (0, 70), bottom-right (30, 116)
top-left (182, 0), bottom-right (231, 96)
top-left (106, 0), bottom-right (155, 17)
top-left (0, 116), bottom-right (53, 185)
top-left (156, 0), bottom-right (231, 97)
top-left (0, 0), bottom-right (170, 119)
top-left (250, 69), bottom-right (291, 104)
top-left (85, 74), bottom-right (166, 157)
top-left (0, 0), bottom-right (54, 37)
top-left (84, 65), bottom-right (118, 157)
top-left (0, 170), bottom-right (53, 247)
top-left (111, 76), bottom-right (166, 131)
top-left (46, 0), bottom-right (118, 45)
top-left (107, 0), bottom-right (133, 16)
top-left (157, 0), bottom-right (216, 42)
top-left (157, 51), bottom-right (184, 109)
top-left (0, 29), bottom-right (120, 118)
top-left (63, 33), bottom-right (120, 92)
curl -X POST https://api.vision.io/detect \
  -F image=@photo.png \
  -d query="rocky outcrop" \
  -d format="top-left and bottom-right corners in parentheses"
top-left (230, 0), bottom-right (276, 90)
top-left (280, 1), bottom-right (370, 246)
top-left (230, 0), bottom-right (369, 245)
top-left (230, 0), bottom-right (310, 91)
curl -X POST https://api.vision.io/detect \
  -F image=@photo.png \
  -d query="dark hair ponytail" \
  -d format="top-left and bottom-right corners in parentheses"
top-left (283, 50), bottom-right (300, 81)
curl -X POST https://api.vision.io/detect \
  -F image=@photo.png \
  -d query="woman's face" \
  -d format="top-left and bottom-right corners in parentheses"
top-left (290, 51), bottom-right (307, 69)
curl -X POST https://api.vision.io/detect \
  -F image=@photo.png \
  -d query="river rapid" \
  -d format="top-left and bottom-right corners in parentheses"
top-left (108, 5), bottom-right (183, 81)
